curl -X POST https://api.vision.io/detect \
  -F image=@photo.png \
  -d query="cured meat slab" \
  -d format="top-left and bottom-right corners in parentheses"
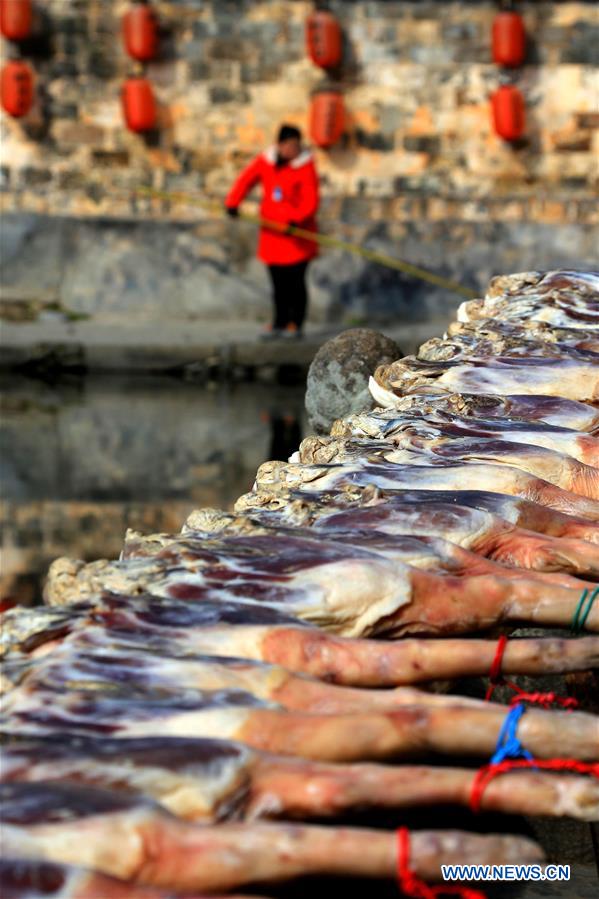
top-left (254, 459), bottom-right (599, 523)
top-left (331, 409), bottom-right (599, 466)
top-left (346, 391), bottom-right (599, 433)
top-left (122, 519), bottom-right (592, 588)
top-left (297, 435), bottom-right (599, 499)
top-left (4, 679), bottom-right (599, 763)
top-left (4, 734), bottom-right (598, 823)
top-left (6, 635), bottom-right (519, 716)
top-left (421, 318), bottom-right (599, 361)
top-left (233, 486), bottom-right (599, 544)
top-left (1, 782), bottom-right (544, 893)
top-left (370, 356), bottom-right (599, 406)
top-left (4, 598), bottom-right (598, 689)
top-left (39, 535), bottom-right (599, 638)
top-left (436, 318), bottom-right (599, 361)
top-left (457, 270), bottom-right (599, 330)
top-left (225, 492), bottom-right (599, 576)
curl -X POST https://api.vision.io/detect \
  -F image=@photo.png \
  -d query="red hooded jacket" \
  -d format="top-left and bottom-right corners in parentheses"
top-left (225, 146), bottom-right (319, 266)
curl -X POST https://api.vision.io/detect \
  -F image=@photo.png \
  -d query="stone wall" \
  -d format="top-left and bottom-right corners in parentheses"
top-left (1, 2), bottom-right (597, 326)
top-left (2, 211), bottom-right (597, 325)
top-left (1, 1), bottom-right (597, 219)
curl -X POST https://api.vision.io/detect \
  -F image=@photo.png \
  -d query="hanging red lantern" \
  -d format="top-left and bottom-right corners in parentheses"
top-left (491, 84), bottom-right (525, 141)
top-left (0, 0), bottom-right (32, 42)
top-left (1, 60), bottom-right (34, 118)
top-left (122, 77), bottom-right (156, 132)
top-left (309, 91), bottom-right (344, 148)
top-left (122, 1), bottom-right (159, 62)
top-left (306, 10), bottom-right (342, 69)
top-left (492, 12), bottom-right (526, 67)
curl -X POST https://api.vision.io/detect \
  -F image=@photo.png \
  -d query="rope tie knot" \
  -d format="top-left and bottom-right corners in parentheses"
top-left (571, 586), bottom-right (599, 634)
top-left (396, 828), bottom-right (486, 899)
top-left (485, 635), bottom-right (578, 710)
top-left (470, 703), bottom-right (599, 812)
top-left (490, 703), bottom-right (533, 766)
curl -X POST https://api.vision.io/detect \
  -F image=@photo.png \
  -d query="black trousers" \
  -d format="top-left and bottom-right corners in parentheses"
top-left (267, 260), bottom-right (309, 329)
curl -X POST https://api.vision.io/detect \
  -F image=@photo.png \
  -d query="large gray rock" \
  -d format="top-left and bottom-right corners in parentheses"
top-left (305, 328), bottom-right (401, 434)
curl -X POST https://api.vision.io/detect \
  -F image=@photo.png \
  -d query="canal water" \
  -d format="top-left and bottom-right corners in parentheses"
top-left (0, 373), bottom-right (306, 605)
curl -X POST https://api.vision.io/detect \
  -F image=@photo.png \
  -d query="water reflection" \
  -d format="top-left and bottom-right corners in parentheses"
top-left (0, 374), bottom-right (305, 604)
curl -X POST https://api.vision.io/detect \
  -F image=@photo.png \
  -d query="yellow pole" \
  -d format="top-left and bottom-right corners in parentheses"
top-left (134, 186), bottom-right (478, 300)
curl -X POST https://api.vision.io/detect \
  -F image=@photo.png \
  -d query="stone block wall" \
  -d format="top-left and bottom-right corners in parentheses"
top-left (1, 2), bottom-right (597, 325)
top-left (1, 1), bottom-right (597, 220)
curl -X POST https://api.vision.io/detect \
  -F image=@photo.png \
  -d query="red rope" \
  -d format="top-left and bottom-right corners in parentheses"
top-left (484, 635), bottom-right (512, 701)
top-left (397, 827), bottom-right (486, 899)
top-left (484, 635), bottom-right (578, 710)
top-left (507, 690), bottom-right (578, 710)
top-left (470, 759), bottom-right (599, 813)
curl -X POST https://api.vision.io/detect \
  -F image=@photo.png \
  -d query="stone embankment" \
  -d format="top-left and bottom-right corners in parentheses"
top-left (0, 316), bottom-right (442, 377)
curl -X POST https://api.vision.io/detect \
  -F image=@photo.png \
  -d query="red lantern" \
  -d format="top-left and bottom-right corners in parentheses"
top-left (122, 77), bottom-right (156, 132)
top-left (491, 85), bottom-right (525, 141)
top-left (309, 91), bottom-right (344, 148)
top-left (492, 12), bottom-right (526, 67)
top-left (1, 60), bottom-right (34, 118)
top-left (306, 10), bottom-right (342, 69)
top-left (0, 0), bottom-right (32, 42)
top-left (122, 2), bottom-right (159, 62)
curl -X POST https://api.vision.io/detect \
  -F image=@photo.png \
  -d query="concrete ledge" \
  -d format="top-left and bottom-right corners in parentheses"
top-left (0, 319), bottom-right (446, 374)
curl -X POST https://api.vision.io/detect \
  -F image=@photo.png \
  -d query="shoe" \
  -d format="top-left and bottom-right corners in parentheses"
top-left (260, 326), bottom-right (282, 341)
top-left (281, 323), bottom-right (302, 339)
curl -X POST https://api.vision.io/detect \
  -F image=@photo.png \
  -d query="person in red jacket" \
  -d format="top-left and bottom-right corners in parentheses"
top-left (225, 124), bottom-right (319, 339)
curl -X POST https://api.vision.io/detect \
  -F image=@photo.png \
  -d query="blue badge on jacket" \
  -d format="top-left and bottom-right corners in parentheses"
top-left (272, 187), bottom-right (283, 202)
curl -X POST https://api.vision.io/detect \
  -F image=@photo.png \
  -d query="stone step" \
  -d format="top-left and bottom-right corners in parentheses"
top-left (0, 319), bottom-right (446, 375)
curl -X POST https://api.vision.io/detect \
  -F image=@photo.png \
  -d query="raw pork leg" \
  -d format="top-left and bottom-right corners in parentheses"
top-left (457, 270), bottom-right (599, 330)
top-left (233, 487), bottom-right (599, 545)
top-left (10, 639), bottom-right (514, 716)
top-left (4, 683), bottom-right (598, 762)
top-left (254, 460), bottom-right (599, 522)
top-left (4, 734), bottom-right (598, 822)
top-left (0, 783), bottom-right (544, 893)
top-left (3, 599), bottom-right (599, 688)
top-left (332, 410), bottom-right (599, 467)
top-left (356, 391), bottom-right (599, 433)
top-left (298, 434), bottom-right (599, 499)
top-left (40, 539), bottom-right (599, 638)
top-left (422, 318), bottom-right (599, 360)
top-left (120, 520), bottom-right (590, 589)
top-left (370, 356), bottom-right (599, 404)
top-left (233, 495), bottom-right (599, 576)
top-left (418, 335), bottom-right (596, 363)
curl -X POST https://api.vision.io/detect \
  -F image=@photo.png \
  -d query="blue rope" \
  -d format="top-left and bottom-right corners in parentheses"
top-left (491, 703), bottom-right (535, 765)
